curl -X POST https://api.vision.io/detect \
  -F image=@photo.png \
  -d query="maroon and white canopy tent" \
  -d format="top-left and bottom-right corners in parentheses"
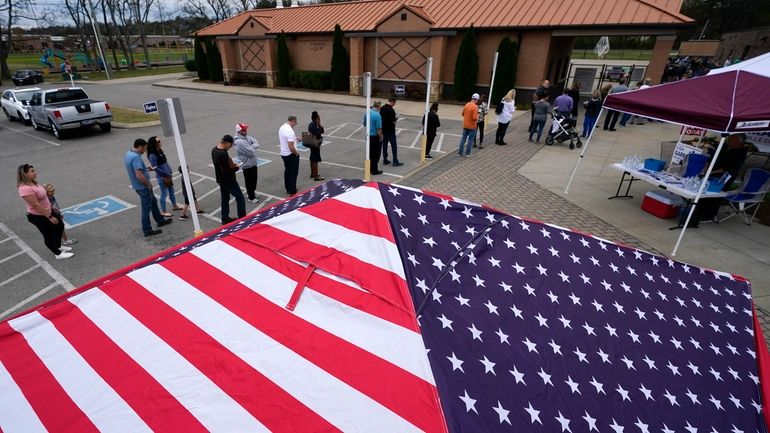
top-left (565, 51), bottom-right (770, 255)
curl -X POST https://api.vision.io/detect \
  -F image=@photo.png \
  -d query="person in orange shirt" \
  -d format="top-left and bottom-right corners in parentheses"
top-left (458, 93), bottom-right (480, 157)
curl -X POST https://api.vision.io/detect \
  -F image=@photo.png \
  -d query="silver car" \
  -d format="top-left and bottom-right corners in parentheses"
top-left (1, 87), bottom-right (40, 125)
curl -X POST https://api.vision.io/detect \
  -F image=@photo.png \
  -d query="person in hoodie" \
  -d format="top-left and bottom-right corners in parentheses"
top-left (233, 123), bottom-right (260, 204)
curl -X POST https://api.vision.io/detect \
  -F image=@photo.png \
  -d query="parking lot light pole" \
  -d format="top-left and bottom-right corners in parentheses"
top-left (420, 57), bottom-right (433, 164)
top-left (364, 72), bottom-right (372, 182)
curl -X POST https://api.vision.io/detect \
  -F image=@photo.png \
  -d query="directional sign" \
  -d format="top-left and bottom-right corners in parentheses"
top-left (60, 195), bottom-right (135, 229)
top-left (143, 101), bottom-right (158, 114)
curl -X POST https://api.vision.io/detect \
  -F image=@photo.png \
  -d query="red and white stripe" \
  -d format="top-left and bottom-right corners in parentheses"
top-left (0, 183), bottom-right (447, 433)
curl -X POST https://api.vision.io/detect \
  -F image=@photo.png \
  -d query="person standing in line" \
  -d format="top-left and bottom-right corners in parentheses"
top-left (279, 116), bottom-right (302, 195)
top-left (473, 94), bottom-right (488, 149)
top-left (307, 111), bottom-right (325, 181)
top-left (582, 90), bottom-right (602, 138)
top-left (619, 81), bottom-right (643, 127)
top-left (146, 136), bottom-right (181, 217)
top-left (529, 94), bottom-right (550, 142)
top-left (17, 164), bottom-right (73, 259)
top-left (529, 80), bottom-right (549, 133)
top-left (458, 93), bottom-right (480, 157)
top-left (363, 101), bottom-right (383, 175)
top-left (422, 102), bottom-right (440, 159)
top-left (124, 139), bottom-right (172, 237)
top-left (233, 123), bottom-right (260, 203)
top-left (176, 165), bottom-right (204, 221)
top-left (495, 89), bottom-right (516, 145)
top-left (567, 82), bottom-right (581, 119)
top-left (44, 183), bottom-right (76, 246)
top-left (630, 78), bottom-right (652, 125)
top-left (602, 77), bottom-right (629, 131)
top-left (212, 134), bottom-right (246, 225)
top-left (379, 97), bottom-right (403, 167)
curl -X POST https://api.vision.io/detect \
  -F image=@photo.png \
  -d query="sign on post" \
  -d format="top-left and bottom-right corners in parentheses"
top-left (394, 85), bottom-right (406, 96)
top-left (143, 101), bottom-right (158, 114)
top-left (157, 97), bottom-right (186, 137)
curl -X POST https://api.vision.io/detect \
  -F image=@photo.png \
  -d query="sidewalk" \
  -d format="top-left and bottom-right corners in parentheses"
top-left (153, 76), bottom-right (770, 330)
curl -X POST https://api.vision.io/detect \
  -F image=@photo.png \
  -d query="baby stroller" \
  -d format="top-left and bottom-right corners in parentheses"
top-left (546, 110), bottom-right (582, 149)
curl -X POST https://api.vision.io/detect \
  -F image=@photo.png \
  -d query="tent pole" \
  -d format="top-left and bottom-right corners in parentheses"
top-left (565, 107), bottom-right (605, 193)
top-left (672, 134), bottom-right (727, 256)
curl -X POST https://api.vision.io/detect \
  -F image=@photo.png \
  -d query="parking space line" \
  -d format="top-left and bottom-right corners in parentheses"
top-left (0, 264), bottom-right (41, 288)
top-left (345, 125), bottom-right (364, 139)
top-left (0, 235), bottom-right (17, 246)
top-left (325, 124), bottom-right (347, 136)
top-left (0, 223), bottom-right (75, 292)
top-left (3, 125), bottom-right (61, 147)
top-left (409, 134), bottom-right (422, 149)
top-left (0, 250), bottom-right (25, 265)
top-left (0, 282), bottom-right (59, 321)
top-left (437, 134), bottom-right (445, 152)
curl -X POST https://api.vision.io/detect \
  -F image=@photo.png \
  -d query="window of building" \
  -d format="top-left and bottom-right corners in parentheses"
top-left (401, 13), bottom-right (407, 21)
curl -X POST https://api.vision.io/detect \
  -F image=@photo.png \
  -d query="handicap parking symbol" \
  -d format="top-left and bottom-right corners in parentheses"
top-left (61, 195), bottom-right (135, 229)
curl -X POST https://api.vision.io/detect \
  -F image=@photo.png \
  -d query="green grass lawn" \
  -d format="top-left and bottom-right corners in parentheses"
top-left (77, 64), bottom-right (188, 81)
top-left (7, 48), bottom-right (193, 74)
top-left (111, 106), bottom-right (160, 123)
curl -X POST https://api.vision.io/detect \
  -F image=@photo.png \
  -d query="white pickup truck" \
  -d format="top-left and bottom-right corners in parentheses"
top-left (27, 87), bottom-right (112, 139)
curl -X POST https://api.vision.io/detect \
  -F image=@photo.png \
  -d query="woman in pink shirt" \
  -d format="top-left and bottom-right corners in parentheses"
top-left (17, 164), bottom-right (73, 259)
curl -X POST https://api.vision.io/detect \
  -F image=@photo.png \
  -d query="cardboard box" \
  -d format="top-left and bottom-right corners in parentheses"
top-left (641, 190), bottom-right (684, 219)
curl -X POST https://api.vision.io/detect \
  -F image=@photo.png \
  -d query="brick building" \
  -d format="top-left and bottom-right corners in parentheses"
top-left (717, 26), bottom-right (770, 65)
top-left (195, 0), bottom-right (693, 103)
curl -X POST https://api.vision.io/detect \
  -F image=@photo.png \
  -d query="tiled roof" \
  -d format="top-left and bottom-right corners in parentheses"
top-left (196, 0), bottom-right (692, 36)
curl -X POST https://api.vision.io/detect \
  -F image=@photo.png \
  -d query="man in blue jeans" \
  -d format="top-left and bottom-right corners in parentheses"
top-left (212, 134), bottom-right (246, 225)
top-left (123, 138), bottom-right (172, 237)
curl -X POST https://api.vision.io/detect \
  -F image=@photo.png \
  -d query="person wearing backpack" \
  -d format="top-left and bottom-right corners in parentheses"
top-left (495, 89), bottom-right (516, 145)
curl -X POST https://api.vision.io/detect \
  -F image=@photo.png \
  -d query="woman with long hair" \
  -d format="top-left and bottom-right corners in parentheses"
top-left (17, 164), bottom-right (73, 259)
top-left (147, 135), bottom-right (181, 217)
top-left (495, 89), bottom-right (516, 145)
top-left (307, 111), bottom-right (325, 181)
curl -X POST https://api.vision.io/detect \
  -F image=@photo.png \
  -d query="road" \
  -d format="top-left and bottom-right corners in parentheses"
top-left (0, 75), bottom-right (464, 319)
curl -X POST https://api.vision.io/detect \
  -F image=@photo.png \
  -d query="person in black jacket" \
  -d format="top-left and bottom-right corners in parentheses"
top-left (582, 90), bottom-right (602, 138)
top-left (379, 97), bottom-right (403, 166)
top-left (422, 103), bottom-right (441, 158)
top-left (211, 134), bottom-right (245, 225)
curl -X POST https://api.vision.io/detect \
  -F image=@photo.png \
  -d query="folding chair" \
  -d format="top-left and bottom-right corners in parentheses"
top-left (717, 168), bottom-right (770, 225)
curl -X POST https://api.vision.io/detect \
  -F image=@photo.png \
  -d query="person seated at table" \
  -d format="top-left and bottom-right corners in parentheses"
top-left (681, 133), bottom-right (748, 227)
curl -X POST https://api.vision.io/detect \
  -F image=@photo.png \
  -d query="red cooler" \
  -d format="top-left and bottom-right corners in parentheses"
top-left (641, 190), bottom-right (684, 219)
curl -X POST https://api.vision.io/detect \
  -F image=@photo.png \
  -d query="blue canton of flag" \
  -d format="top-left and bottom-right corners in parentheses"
top-left (380, 184), bottom-right (765, 433)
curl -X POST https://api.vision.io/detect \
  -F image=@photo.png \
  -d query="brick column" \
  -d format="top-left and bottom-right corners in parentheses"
top-left (515, 31), bottom-right (552, 105)
top-left (349, 36), bottom-right (365, 96)
top-left (217, 39), bottom-right (236, 84)
top-left (264, 38), bottom-right (278, 88)
top-left (647, 35), bottom-right (676, 85)
top-left (428, 36), bottom-right (446, 102)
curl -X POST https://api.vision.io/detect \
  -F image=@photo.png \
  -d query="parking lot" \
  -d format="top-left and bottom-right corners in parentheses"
top-left (0, 75), bottom-right (465, 319)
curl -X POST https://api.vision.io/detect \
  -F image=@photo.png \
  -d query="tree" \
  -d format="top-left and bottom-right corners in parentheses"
top-left (206, 37), bottom-right (223, 81)
top-left (681, 0), bottom-right (770, 40)
top-left (276, 32), bottom-right (292, 86)
top-left (195, 35), bottom-right (209, 80)
top-left (180, 0), bottom-right (234, 21)
top-left (453, 25), bottom-right (478, 101)
top-left (490, 36), bottom-right (518, 106)
top-left (330, 23), bottom-right (349, 91)
top-left (1, 0), bottom-right (37, 79)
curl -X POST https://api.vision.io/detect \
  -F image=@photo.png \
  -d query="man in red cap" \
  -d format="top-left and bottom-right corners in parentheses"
top-left (234, 123), bottom-right (260, 203)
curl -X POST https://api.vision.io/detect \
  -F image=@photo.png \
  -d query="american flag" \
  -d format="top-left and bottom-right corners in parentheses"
top-left (0, 180), bottom-right (767, 432)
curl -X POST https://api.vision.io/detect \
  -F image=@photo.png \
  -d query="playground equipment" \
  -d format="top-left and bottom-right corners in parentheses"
top-left (40, 49), bottom-right (67, 70)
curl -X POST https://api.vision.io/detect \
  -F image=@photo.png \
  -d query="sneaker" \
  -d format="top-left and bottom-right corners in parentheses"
top-left (425, 154), bottom-right (433, 159)
top-left (160, 212), bottom-right (173, 217)
top-left (196, 209), bottom-right (205, 214)
top-left (157, 219), bottom-right (173, 227)
top-left (144, 230), bottom-right (162, 237)
top-left (383, 159), bottom-right (391, 165)
top-left (60, 245), bottom-right (73, 252)
top-left (248, 197), bottom-right (260, 204)
top-left (55, 251), bottom-right (74, 259)
top-left (62, 239), bottom-right (78, 246)
top-left (172, 206), bottom-right (183, 211)
top-left (457, 153), bottom-right (463, 157)
top-left (179, 214), bottom-right (190, 221)
top-left (392, 162), bottom-right (404, 167)
top-left (222, 217), bottom-right (236, 225)
top-left (465, 154), bottom-right (472, 157)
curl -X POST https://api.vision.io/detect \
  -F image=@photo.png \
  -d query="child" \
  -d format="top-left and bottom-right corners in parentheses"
top-left (44, 183), bottom-right (77, 246)
top-left (177, 166), bottom-right (204, 220)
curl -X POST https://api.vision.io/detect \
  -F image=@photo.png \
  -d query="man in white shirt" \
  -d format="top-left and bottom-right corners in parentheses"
top-left (279, 115), bottom-right (301, 195)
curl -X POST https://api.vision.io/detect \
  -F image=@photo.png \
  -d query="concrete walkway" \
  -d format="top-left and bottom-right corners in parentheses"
top-left (153, 76), bottom-right (770, 333)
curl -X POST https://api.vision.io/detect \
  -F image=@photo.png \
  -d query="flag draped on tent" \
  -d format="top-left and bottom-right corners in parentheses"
top-left (1, 180), bottom-right (767, 432)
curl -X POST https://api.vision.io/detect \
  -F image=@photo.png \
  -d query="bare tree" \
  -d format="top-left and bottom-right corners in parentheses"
top-left (97, 0), bottom-right (121, 70)
top-left (0, 0), bottom-right (37, 79)
top-left (63, 0), bottom-right (98, 72)
top-left (127, 0), bottom-right (155, 68)
top-left (179, 0), bottom-right (235, 22)
top-left (105, 0), bottom-right (135, 69)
